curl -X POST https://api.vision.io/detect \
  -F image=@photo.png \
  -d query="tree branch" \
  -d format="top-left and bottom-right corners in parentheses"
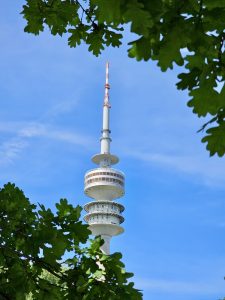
top-left (75, 0), bottom-right (98, 30)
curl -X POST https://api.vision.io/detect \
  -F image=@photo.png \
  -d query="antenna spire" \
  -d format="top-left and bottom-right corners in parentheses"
top-left (104, 61), bottom-right (111, 107)
top-left (101, 62), bottom-right (111, 155)
top-left (92, 62), bottom-right (119, 167)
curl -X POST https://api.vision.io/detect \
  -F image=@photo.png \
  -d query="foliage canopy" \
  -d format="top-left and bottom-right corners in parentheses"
top-left (21, 0), bottom-right (225, 157)
top-left (0, 183), bottom-right (142, 299)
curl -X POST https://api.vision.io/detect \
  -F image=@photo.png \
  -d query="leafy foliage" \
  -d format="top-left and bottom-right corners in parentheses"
top-left (21, 0), bottom-right (225, 156)
top-left (0, 183), bottom-right (142, 299)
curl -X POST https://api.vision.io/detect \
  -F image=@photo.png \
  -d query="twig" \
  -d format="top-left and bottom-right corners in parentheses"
top-left (76, 0), bottom-right (98, 30)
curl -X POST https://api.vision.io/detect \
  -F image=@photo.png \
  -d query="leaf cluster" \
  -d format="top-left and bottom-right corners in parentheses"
top-left (21, 0), bottom-right (225, 156)
top-left (22, 0), bottom-right (123, 56)
top-left (0, 183), bottom-right (142, 299)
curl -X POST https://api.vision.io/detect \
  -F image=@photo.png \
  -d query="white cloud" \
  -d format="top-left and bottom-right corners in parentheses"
top-left (0, 138), bottom-right (28, 165)
top-left (0, 121), bottom-right (93, 165)
top-left (125, 149), bottom-right (225, 188)
top-left (19, 122), bottom-right (93, 146)
top-left (45, 99), bottom-right (79, 118)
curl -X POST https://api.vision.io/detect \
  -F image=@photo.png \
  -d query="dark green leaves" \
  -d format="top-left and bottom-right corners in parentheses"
top-left (124, 0), bottom-right (153, 36)
top-left (68, 24), bottom-right (89, 47)
top-left (0, 183), bottom-right (142, 299)
top-left (22, 0), bottom-right (45, 35)
top-left (22, 0), bottom-right (79, 36)
top-left (92, 0), bottom-right (122, 25)
top-left (188, 79), bottom-right (221, 117)
top-left (128, 37), bottom-right (152, 61)
top-left (202, 121), bottom-right (225, 156)
top-left (86, 29), bottom-right (105, 56)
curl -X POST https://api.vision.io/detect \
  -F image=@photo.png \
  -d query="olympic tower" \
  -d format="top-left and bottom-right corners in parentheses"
top-left (84, 62), bottom-right (125, 255)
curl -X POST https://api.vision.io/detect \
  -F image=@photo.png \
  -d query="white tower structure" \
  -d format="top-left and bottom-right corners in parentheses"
top-left (84, 62), bottom-right (125, 255)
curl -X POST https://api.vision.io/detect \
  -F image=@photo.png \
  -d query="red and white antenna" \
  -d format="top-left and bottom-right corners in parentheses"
top-left (92, 62), bottom-right (119, 165)
top-left (104, 62), bottom-right (111, 108)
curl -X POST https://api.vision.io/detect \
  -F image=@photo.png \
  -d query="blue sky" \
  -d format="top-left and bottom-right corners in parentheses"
top-left (1, 2), bottom-right (225, 300)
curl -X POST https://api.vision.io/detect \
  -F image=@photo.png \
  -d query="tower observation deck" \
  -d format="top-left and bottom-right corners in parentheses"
top-left (84, 62), bottom-right (125, 255)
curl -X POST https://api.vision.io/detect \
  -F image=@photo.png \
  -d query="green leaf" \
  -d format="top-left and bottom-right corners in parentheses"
top-left (68, 24), bottom-right (90, 48)
top-left (177, 68), bottom-right (201, 91)
top-left (202, 121), bottom-right (225, 156)
top-left (22, 0), bottom-right (45, 35)
top-left (86, 30), bottom-right (105, 56)
top-left (124, 0), bottom-right (153, 36)
top-left (68, 29), bottom-right (83, 47)
top-left (188, 78), bottom-right (221, 117)
top-left (92, 0), bottom-right (122, 25)
top-left (128, 37), bottom-right (152, 61)
top-left (154, 24), bottom-right (188, 71)
top-left (105, 30), bottom-right (123, 47)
